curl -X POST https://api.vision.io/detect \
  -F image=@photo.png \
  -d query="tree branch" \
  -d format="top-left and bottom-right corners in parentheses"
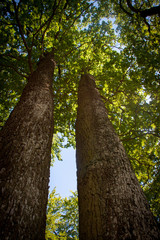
top-left (40, 0), bottom-right (60, 53)
top-left (140, 5), bottom-right (160, 18)
top-left (126, 1), bottom-right (160, 17)
top-left (126, 0), bottom-right (139, 13)
top-left (17, 0), bottom-right (22, 11)
top-left (0, 53), bottom-right (22, 61)
top-left (143, 18), bottom-right (150, 32)
top-left (121, 131), bottom-right (160, 142)
top-left (120, 1), bottom-right (160, 32)
top-left (54, 0), bottom-right (69, 40)
top-left (59, 1), bottom-right (96, 42)
top-left (12, 0), bottom-right (33, 73)
top-left (0, 63), bottom-right (29, 79)
top-left (31, 0), bottom-right (60, 55)
top-left (12, 0), bottom-right (29, 52)
top-left (119, 0), bottom-right (133, 17)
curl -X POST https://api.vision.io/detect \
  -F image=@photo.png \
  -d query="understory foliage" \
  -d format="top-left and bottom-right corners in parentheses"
top-left (46, 189), bottom-right (78, 240)
top-left (0, 0), bottom-right (160, 229)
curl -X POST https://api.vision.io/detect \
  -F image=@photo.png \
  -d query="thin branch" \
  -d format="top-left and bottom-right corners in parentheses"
top-left (119, 0), bottom-right (133, 17)
top-left (61, 41), bottom-right (85, 58)
top-left (31, 0), bottom-right (60, 54)
top-left (126, 0), bottom-right (139, 13)
top-left (6, 1), bottom-right (14, 17)
top-left (12, 0), bottom-right (29, 52)
top-left (0, 20), bottom-right (16, 26)
top-left (0, 63), bottom-right (29, 79)
top-left (143, 17), bottom-right (151, 32)
top-left (12, 0), bottom-right (33, 73)
top-left (59, 1), bottom-right (96, 42)
top-left (0, 53), bottom-right (22, 61)
top-left (121, 131), bottom-right (160, 142)
top-left (17, 0), bottom-right (22, 11)
top-left (54, 0), bottom-right (69, 40)
top-left (40, 0), bottom-right (60, 53)
top-left (100, 95), bottom-right (113, 105)
top-left (58, 64), bottom-right (61, 78)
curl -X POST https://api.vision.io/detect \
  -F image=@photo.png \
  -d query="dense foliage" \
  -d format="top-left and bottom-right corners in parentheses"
top-left (46, 189), bottom-right (78, 239)
top-left (0, 0), bottom-right (159, 226)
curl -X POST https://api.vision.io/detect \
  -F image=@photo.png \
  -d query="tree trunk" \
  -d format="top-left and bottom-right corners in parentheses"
top-left (0, 52), bottom-right (55, 240)
top-left (76, 74), bottom-right (160, 240)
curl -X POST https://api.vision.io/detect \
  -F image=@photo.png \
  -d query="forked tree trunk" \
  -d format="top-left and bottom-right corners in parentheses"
top-left (0, 52), bottom-right (55, 240)
top-left (76, 74), bottom-right (160, 240)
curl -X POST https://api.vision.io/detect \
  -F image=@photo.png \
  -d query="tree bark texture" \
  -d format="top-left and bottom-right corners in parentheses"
top-left (0, 52), bottom-right (55, 240)
top-left (76, 74), bottom-right (160, 240)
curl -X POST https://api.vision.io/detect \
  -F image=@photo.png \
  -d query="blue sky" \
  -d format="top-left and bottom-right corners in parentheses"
top-left (49, 147), bottom-right (77, 198)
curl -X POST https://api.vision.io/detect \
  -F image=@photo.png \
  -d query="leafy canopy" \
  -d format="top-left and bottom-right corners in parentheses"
top-left (46, 189), bottom-right (78, 240)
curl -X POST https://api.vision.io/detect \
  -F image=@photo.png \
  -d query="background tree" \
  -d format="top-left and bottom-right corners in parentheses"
top-left (46, 189), bottom-right (78, 240)
top-left (94, 0), bottom-right (160, 222)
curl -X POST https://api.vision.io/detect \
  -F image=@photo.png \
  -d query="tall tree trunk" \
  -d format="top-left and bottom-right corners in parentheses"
top-left (0, 52), bottom-right (55, 240)
top-left (76, 74), bottom-right (160, 240)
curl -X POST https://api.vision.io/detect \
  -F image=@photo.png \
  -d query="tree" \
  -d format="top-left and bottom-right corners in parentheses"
top-left (0, 51), bottom-right (55, 239)
top-left (98, 1), bottom-right (160, 219)
top-left (46, 189), bottom-right (78, 239)
top-left (76, 73), bottom-right (160, 239)
top-left (0, 0), bottom-right (92, 238)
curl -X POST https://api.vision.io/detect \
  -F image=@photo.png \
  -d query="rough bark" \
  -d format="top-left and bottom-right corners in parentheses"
top-left (76, 74), bottom-right (160, 240)
top-left (0, 52), bottom-right (55, 240)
